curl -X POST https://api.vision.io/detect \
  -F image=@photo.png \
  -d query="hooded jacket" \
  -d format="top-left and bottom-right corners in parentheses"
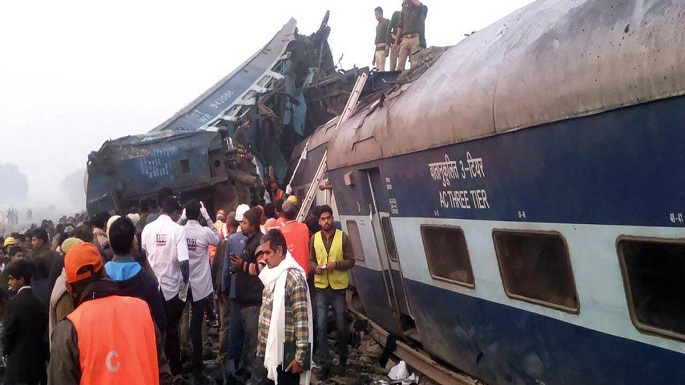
top-left (105, 255), bottom-right (166, 333)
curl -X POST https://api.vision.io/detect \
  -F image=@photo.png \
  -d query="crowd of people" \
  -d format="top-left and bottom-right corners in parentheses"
top-left (0, 184), bottom-right (356, 385)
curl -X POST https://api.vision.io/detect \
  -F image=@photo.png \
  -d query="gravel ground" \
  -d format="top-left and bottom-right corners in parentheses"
top-left (194, 315), bottom-right (437, 385)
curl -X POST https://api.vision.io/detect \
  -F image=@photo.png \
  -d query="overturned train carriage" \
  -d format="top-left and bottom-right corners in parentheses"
top-left (86, 16), bottom-right (362, 214)
top-left (302, 0), bottom-right (684, 384)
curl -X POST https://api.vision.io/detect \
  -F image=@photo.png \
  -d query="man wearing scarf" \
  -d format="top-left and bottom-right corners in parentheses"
top-left (257, 229), bottom-right (312, 385)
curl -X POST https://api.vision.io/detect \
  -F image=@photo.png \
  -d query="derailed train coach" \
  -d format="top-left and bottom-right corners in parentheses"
top-left (86, 14), bottom-right (362, 214)
top-left (301, 0), bottom-right (685, 384)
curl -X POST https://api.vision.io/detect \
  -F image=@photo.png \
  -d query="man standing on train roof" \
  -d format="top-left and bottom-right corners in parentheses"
top-left (49, 242), bottom-right (171, 385)
top-left (257, 229), bottom-right (313, 385)
top-left (181, 199), bottom-right (220, 384)
top-left (373, 6), bottom-right (390, 71)
top-left (396, 0), bottom-right (425, 71)
top-left (141, 196), bottom-right (190, 379)
top-left (387, 9), bottom-right (402, 71)
top-left (309, 205), bottom-right (355, 380)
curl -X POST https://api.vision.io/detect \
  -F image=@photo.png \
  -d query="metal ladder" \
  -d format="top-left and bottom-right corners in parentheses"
top-left (296, 72), bottom-right (368, 222)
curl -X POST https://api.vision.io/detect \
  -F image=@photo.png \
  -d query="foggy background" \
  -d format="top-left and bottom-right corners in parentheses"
top-left (0, 0), bottom-right (534, 222)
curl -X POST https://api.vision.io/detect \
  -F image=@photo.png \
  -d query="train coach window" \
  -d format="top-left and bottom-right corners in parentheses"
top-left (346, 220), bottom-right (365, 261)
top-left (493, 230), bottom-right (579, 313)
top-left (421, 225), bottom-right (474, 288)
top-left (618, 237), bottom-right (685, 340)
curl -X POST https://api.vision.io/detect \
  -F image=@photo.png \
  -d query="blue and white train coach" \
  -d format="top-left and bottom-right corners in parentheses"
top-left (323, 0), bottom-right (685, 383)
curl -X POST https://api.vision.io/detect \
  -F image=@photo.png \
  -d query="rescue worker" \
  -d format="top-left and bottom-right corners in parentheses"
top-left (141, 196), bottom-right (190, 378)
top-left (182, 200), bottom-right (220, 384)
top-left (309, 205), bottom-right (355, 379)
top-left (49, 242), bottom-right (170, 385)
top-left (373, 6), bottom-right (391, 71)
top-left (257, 229), bottom-right (313, 385)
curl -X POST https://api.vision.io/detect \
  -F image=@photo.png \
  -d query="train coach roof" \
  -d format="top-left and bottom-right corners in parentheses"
top-left (328, 0), bottom-right (685, 170)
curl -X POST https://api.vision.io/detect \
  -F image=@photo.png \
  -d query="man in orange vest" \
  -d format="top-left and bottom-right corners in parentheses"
top-left (49, 242), bottom-right (172, 385)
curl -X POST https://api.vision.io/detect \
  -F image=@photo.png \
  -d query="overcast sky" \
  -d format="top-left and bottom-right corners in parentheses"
top-left (0, 0), bottom-right (534, 211)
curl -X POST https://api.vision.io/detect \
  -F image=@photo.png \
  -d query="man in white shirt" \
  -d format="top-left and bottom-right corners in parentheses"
top-left (141, 196), bottom-right (190, 378)
top-left (182, 200), bottom-right (220, 384)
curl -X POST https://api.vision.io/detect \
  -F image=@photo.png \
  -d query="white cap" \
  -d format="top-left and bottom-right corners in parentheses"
top-left (235, 204), bottom-right (250, 221)
top-left (106, 215), bottom-right (121, 236)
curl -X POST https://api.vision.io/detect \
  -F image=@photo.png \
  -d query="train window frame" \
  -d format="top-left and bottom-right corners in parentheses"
top-left (492, 229), bottom-right (580, 314)
top-left (346, 220), bottom-right (365, 262)
top-left (420, 225), bottom-right (475, 289)
top-left (617, 236), bottom-right (685, 342)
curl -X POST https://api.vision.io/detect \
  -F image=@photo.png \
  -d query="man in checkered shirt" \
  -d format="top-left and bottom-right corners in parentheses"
top-left (256, 229), bottom-right (312, 385)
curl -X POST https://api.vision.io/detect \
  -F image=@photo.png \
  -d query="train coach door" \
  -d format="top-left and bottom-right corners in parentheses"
top-left (365, 168), bottom-right (415, 321)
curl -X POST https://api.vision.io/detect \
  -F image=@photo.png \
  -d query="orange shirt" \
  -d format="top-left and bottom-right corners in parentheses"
top-left (281, 220), bottom-right (311, 276)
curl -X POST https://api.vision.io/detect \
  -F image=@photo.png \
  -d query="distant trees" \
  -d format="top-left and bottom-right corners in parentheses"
top-left (0, 163), bottom-right (28, 203)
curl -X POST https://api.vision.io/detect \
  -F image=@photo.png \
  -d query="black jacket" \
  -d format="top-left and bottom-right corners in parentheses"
top-left (105, 256), bottom-right (167, 333)
top-left (2, 286), bottom-right (48, 383)
top-left (235, 231), bottom-right (264, 307)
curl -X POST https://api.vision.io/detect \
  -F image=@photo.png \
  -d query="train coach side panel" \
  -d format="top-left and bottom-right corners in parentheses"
top-left (329, 95), bottom-right (685, 384)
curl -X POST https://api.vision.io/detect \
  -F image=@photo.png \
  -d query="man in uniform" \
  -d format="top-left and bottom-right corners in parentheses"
top-left (141, 196), bottom-right (190, 378)
top-left (309, 205), bottom-right (355, 379)
top-left (373, 7), bottom-right (391, 71)
top-left (387, 10), bottom-right (402, 71)
top-left (396, 0), bottom-right (425, 71)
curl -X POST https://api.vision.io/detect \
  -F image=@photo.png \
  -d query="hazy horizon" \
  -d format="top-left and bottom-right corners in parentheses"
top-left (0, 0), bottom-right (534, 219)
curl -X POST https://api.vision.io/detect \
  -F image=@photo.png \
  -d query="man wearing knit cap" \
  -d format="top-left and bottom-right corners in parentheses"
top-left (49, 242), bottom-right (171, 385)
top-left (229, 206), bottom-right (267, 384)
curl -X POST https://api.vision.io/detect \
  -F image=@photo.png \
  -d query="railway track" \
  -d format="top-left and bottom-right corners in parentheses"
top-left (348, 308), bottom-right (482, 385)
